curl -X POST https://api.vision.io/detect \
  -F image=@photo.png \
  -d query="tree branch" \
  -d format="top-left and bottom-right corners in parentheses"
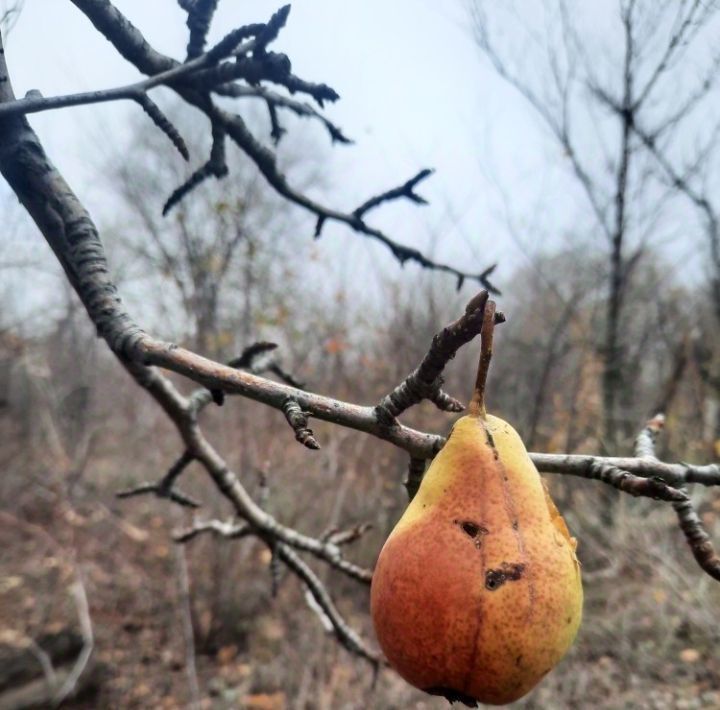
top-left (67, 0), bottom-right (500, 291)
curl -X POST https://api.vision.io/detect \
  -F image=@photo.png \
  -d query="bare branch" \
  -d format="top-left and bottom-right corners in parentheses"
top-left (116, 481), bottom-right (201, 508)
top-left (215, 107), bottom-right (501, 291)
top-left (174, 517), bottom-right (252, 543)
top-left (321, 523), bottom-right (373, 547)
top-left (227, 341), bottom-right (279, 369)
top-left (134, 94), bottom-right (189, 160)
top-left (673, 494), bottom-right (720, 581)
top-left (175, 517), bottom-right (378, 662)
top-left (277, 544), bottom-right (382, 665)
top-left (52, 575), bottom-right (94, 707)
top-left (64, 0), bottom-right (499, 289)
top-left (198, 342), bottom-right (305, 409)
top-left (631, 413), bottom-right (720, 582)
top-left (472, 6), bottom-right (612, 240)
top-left (534, 454), bottom-right (720, 488)
top-left (375, 291), bottom-right (503, 423)
top-left (352, 168), bottom-right (433, 220)
top-left (633, 0), bottom-right (709, 108)
top-left (215, 83), bottom-right (352, 144)
top-left (0, 0), bottom-right (23, 35)
top-left (587, 461), bottom-right (687, 502)
top-left (205, 4), bottom-right (290, 64)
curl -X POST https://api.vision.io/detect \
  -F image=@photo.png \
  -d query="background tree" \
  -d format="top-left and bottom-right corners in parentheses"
top-left (472, 0), bottom-right (720, 452)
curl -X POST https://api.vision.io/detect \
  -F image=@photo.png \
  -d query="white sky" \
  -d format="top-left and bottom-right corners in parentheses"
top-left (0, 0), bottom-right (713, 314)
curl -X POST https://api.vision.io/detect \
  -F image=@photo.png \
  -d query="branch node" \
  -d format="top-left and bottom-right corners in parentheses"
top-left (282, 397), bottom-right (320, 449)
top-left (352, 168), bottom-right (434, 221)
top-left (116, 451), bottom-right (200, 508)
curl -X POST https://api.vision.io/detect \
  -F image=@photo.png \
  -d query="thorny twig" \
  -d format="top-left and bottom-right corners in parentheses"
top-left (352, 168), bottom-right (433, 220)
top-left (375, 291), bottom-right (505, 424)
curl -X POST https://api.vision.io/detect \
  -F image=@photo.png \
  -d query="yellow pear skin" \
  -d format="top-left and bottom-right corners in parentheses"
top-left (371, 414), bottom-right (583, 706)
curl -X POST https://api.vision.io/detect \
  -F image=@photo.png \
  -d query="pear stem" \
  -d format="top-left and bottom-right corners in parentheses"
top-left (469, 300), bottom-right (496, 418)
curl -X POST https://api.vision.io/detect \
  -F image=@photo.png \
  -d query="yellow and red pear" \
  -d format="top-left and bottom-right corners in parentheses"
top-left (370, 301), bottom-right (582, 706)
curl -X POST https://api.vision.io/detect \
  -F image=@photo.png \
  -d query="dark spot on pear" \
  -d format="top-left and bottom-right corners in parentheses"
top-left (460, 521), bottom-right (480, 537)
top-left (515, 654), bottom-right (523, 667)
top-left (454, 520), bottom-right (489, 548)
top-left (485, 563), bottom-right (525, 590)
top-left (483, 429), bottom-right (500, 460)
top-left (512, 520), bottom-right (519, 530)
top-left (425, 687), bottom-right (478, 707)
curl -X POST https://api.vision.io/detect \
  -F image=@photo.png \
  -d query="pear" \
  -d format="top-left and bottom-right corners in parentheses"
top-left (370, 302), bottom-right (582, 706)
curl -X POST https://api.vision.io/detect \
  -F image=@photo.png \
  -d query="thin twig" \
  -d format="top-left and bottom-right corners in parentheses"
top-left (174, 544), bottom-right (201, 709)
top-left (52, 575), bottom-right (94, 707)
top-left (321, 523), bottom-right (373, 547)
top-left (163, 120), bottom-right (227, 215)
top-left (214, 83), bottom-right (352, 144)
top-left (174, 518), bottom-right (252, 543)
top-left (352, 168), bottom-right (433, 220)
top-left (116, 450), bottom-right (200, 508)
top-left (673, 494), bottom-right (720, 581)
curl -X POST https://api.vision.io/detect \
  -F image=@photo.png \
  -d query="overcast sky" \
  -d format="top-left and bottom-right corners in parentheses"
top-left (1, 0), bottom-right (715, 316)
